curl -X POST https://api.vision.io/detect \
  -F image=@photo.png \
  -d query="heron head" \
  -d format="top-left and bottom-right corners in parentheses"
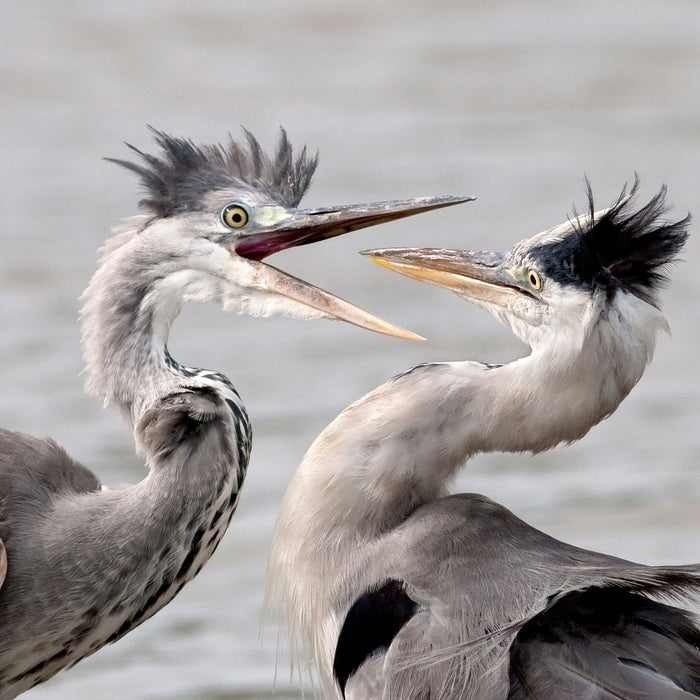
top-left (363, 180), bottom-right (689, 353)
top-left (108, 128), bottom-right (471, 340)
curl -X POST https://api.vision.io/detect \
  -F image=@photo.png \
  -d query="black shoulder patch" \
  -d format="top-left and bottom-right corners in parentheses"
top-left (333, 579), bottom-right (419, 696)
top-left (107, 126), bottom-right (319, 216)
top-left (530, 179), bottom-right (689, 305)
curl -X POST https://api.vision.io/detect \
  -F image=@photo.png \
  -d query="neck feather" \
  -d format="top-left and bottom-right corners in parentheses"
top-left (80, 218), bottom-right (221, 424)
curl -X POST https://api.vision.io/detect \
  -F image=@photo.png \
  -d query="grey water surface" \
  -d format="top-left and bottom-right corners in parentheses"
top-left (1, 1), bottom-right (699, 698)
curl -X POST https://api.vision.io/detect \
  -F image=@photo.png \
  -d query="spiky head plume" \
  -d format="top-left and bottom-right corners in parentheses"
top-left (531, 179), bottom-right (690, 306)
top-left (107, 127), bottom-right (319, 217)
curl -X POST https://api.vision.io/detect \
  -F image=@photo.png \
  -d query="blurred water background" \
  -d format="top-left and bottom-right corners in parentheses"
top-left (1, 1), bottom-right (699, 697)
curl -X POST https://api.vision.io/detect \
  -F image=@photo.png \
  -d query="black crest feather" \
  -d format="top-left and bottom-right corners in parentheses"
top-left (107, 126), bottom-right (319, 217)
top-left (531, 179), bottom-right (690, 306)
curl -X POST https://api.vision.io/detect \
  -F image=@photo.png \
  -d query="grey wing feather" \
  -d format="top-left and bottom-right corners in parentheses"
top-left (0, 428), bottom-right (101, 561)
top-left (509, 588), bottom-right (700, 699)
top-left (342, 494), bottom-right (700, 698)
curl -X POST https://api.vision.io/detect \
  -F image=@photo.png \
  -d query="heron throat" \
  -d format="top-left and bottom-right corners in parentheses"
top-left (79, 220), bottom-right (220, 425)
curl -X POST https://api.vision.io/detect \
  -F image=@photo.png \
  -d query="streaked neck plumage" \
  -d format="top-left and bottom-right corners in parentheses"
top-left (268, 289), bottom-right (665, 692)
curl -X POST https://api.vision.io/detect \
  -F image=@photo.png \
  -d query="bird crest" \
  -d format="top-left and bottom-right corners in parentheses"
top-left (530, 180), bottom-right (690, 306)
top-left (107, 127), bottom-right (319, 217)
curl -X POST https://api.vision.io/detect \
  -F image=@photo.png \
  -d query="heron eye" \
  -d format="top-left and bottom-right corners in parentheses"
top-left (221, 204), bottom-right (250, 229)
top-left (527, 269), bottom-right (542, 290)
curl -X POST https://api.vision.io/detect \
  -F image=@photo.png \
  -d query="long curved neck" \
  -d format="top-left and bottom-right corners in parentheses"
top-left (81, 218), bottom-right (216, 425)
top-left (269, 300), bottom-right (661, 685)
top-left (279, 332), bottom-right (652, 547)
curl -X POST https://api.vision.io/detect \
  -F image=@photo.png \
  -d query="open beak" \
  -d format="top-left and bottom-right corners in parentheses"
top-left (232, 196), bottom-right (472, 339)
top-left (361, 247), bottom-right (529, 308)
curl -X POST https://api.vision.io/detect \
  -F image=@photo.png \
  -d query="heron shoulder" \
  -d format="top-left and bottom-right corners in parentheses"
top-left (0, 429), bottom-right (101, 546)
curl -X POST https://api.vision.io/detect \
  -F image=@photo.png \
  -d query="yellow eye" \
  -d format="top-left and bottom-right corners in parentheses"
top-left (527, 269), bottom-right (542, 290)
top-left (221, 203), bottom-right (250, 229)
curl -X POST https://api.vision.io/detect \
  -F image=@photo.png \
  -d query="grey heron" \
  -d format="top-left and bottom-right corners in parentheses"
top-left (0, 128), bottom-right (466, 698)
top-left (268, 183), bottom-right (700, 698)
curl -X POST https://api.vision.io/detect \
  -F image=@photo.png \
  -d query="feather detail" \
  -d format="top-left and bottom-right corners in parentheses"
top-left (531, 180), bottom-right (690, 305)
top-left (106, 126), bottom-right (319, 216)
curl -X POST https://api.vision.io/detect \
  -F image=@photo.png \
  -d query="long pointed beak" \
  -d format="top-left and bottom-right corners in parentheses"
top-left (361, 247), bottom-right (528, 307)
top-left (244, 260), bottom-right (426, 340)
top-left (230, 196), bottom-right (472, 339)
top-left (234, 195), bottom-right (473, 260)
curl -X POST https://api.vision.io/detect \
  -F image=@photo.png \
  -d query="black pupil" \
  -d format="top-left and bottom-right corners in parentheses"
top-left (231, 211), bottom-right (242, 223)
